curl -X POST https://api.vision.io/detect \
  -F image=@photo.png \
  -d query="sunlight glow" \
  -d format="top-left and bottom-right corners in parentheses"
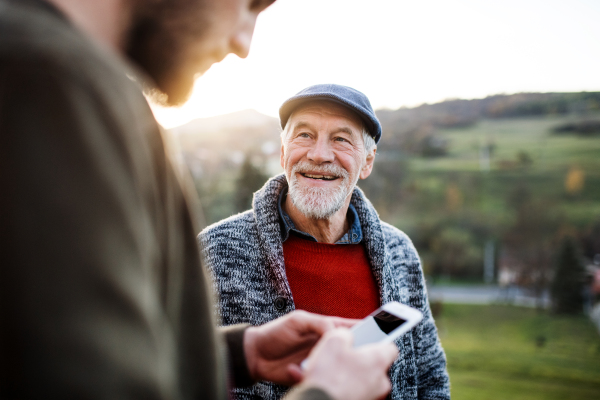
top-left (151, 0), bottom-right (600, 129)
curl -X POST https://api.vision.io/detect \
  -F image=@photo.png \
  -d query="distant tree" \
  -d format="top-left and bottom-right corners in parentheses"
top-left (516, 151), bottom-right (533, 168)
top-left (235, 152), bottom-right (268, 212)
top-left (564, 167), bottom-right (585, 196)
top-left (550, 236), bottom-right (586, 314)
top-left (359, 158), bottom-right (408, 219)
top-left (581, 218), bottom-right (600, 260)
top-left (445, 183), bottom-right (463, 212)
top-left (420, 135), bottom-right (449, 158)
top-left (503, 185), bottom-right (558, 308)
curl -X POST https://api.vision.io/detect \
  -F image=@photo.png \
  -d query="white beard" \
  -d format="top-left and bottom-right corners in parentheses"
top-left (287, 161), bottom-right (355, 220)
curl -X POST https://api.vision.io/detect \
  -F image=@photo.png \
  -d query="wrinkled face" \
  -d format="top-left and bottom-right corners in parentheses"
top-left (127, 0), bottom-right (275, 106)
top-left (281, 101), bottom-right (375, 219)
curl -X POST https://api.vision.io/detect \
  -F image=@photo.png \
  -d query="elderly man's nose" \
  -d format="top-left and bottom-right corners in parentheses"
top-left (307, 140), bottom-right (334, 163)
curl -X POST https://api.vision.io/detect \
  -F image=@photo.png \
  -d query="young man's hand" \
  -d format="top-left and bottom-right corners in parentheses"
top-left (243, 310), bottom-right (398, 400)
top-left (295, 328), bottom-right (398, 400)
top-left (243, 310), bottom-right (357, 385)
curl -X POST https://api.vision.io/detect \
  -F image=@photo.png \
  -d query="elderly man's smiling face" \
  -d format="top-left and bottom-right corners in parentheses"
top-left (280, 101), bottom-right (376, 219)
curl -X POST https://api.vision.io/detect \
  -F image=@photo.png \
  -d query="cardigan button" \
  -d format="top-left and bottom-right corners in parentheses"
top-left (274, 297), bottom-right (287, 311)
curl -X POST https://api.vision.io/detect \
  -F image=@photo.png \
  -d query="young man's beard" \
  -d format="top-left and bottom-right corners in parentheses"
top-left (125, 1), bottom-right (209, 106)
top-left (287, 161), bottom-right (355, 220)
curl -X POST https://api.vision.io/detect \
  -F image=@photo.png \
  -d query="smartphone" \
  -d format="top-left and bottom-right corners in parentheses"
top-left (350, 302), bottom-right (423, 347)
top-left (301, 302), bottom-right (422, 369)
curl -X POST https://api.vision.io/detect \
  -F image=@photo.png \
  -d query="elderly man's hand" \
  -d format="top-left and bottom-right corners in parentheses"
top-left (243, 310), bottom-right (357, 385)
top-left (294, 328), bottom-right (398, 400)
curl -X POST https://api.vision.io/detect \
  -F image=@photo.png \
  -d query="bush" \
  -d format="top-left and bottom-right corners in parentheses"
top-left (430, 227), bottom-right (482, 278)
top-left (551, 120), bottom-right (600, 136)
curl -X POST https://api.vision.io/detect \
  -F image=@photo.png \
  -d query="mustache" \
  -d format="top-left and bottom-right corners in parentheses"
top-left (291, 161), bottom-right (349, 180)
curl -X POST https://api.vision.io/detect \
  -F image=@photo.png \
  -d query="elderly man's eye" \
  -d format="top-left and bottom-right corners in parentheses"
top-left (335, 137), bottom-right (348, 142)
top-left (299, 133), bottom-right (310, 138)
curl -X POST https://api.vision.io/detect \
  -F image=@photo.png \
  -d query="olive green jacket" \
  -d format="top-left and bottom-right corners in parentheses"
top-left (0, 1), bottom-right (328, 399)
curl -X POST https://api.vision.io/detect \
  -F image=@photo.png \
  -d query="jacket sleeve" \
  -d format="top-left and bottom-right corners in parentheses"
top-left (405, 241), bottom-right (451, 400)
top-left (0, 57), bottom-right (228, 399)
top-left (221, 324), bottom-right (255, 387)
top-left (220, 326), bottom-right (333, 400)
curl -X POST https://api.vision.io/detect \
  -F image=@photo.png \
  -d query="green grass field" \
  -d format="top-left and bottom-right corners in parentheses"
top-left (437, 304), bottom-right (600, 400)
top-left (418, 115), bottom-right (600, 172)
top-left (378, 115), bottom-right (600, 233)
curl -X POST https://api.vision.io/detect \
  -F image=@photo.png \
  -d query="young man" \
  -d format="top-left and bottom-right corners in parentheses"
top-left (201, 84), bottom-right (450, 400)
top-left (0, 1), bottom-right (397, 399)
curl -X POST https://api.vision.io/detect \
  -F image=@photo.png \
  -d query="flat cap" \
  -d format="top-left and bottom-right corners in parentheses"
top-left (279, 84), bottom-right (382, 143)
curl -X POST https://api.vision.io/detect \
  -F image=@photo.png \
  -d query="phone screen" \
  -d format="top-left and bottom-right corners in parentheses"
top-left (352, 310), bottom-right (407, 347)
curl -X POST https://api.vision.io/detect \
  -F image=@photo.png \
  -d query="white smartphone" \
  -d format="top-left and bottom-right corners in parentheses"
top-left (301, 302), bottom-right (422, 369)
top-left (350, 301), bottom-right (423, 347)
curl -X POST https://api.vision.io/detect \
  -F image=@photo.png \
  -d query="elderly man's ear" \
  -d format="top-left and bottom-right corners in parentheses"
top-left (359, 148), bottom-right (377, 180)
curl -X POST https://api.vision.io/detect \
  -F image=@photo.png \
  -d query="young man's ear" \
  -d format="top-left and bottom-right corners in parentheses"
top-left (359, 147), bottom-right (376, 180)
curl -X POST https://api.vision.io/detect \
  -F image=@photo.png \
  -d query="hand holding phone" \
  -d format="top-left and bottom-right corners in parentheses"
top-left (301, 302), bottom-right (422, 370)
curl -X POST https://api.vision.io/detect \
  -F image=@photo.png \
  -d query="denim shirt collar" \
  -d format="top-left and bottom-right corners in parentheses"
top-left (278, 187), bottom-right (363, 245)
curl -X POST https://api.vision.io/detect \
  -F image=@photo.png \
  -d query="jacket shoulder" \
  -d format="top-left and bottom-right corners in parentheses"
top-left (380, 222), bottom-right (415, 249)
top-left (199, 210), bottom-right (256, 242)
top-left (198, 210), bottom-right (259, 262)
top-left (380, 221), bottom-right (422, 268)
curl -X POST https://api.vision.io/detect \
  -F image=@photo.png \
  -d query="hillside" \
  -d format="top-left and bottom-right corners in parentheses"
top-left (171, 93), bottom-right (600, 283)
top-left (375, 92), bottom-right (600, 158)
top-left (174, 108), bottom-right (280, 153)
top-left (172, 92), bottom-right (600, 161)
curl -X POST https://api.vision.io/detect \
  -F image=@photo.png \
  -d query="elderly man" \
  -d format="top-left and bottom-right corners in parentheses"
top-left (0, 1), bottom-right (398, 399)
top-left (200, 84), bottom-right (450, 400)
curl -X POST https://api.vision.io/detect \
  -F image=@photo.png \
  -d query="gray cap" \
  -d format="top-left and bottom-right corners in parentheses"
top-left (279, 84), bottom-right (382, 143)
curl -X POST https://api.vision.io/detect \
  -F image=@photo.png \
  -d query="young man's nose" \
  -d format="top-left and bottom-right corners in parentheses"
top-left (229, 14), bottom-right (257, 58)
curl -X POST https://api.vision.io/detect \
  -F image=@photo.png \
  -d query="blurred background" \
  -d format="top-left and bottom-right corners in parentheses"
top-left (152, 0), bottom-right (600, 398)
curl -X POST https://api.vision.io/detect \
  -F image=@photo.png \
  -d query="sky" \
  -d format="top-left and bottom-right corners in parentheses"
top-left (152, 0), bottom-right (600, 129)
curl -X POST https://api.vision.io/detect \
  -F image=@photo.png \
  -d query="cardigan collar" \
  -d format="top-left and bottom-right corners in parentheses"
top-left (252, 174), bottom-right (391, 305)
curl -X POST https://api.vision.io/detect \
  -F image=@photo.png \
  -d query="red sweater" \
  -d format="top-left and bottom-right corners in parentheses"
top-left (283, 234), bottom-right (380, 319)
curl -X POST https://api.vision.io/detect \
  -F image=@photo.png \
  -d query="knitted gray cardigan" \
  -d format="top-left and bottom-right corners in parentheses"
top-left (199, 174), bottom-right (450, 400)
